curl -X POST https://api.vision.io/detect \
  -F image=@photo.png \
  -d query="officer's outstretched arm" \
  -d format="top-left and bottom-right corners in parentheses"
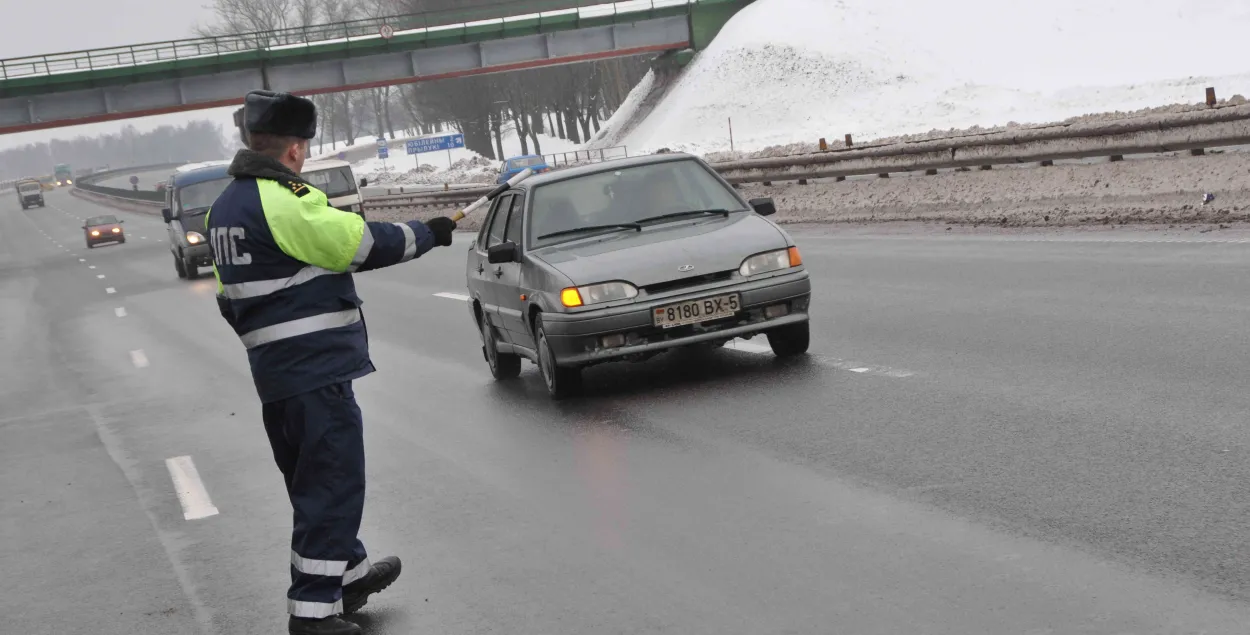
top-left (267, 191), bottom-right (436, 273)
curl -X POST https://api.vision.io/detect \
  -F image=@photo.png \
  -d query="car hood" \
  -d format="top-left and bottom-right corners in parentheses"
top-left (531, 213), bottom-right (787, 287)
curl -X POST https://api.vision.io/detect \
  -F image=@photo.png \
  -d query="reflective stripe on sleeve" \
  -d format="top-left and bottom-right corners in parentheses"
top-left (342, 558), bottom-right (372, 585)
top-left (291, 550), bottom-right (348, 577)
top-left (394, 222), bottom-right (417, 262)
top-left (288, 599), bottom-right (343, 619)
top-left (219, 266), bottom-right (341, 300)
top-left (348, 226), bottom-right (375, 272)
top-left (239, 308), bottom-right (362, 349)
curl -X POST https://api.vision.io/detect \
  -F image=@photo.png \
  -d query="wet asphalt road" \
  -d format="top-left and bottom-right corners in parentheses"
top-left (3, 190), bottom-right (1250, 634)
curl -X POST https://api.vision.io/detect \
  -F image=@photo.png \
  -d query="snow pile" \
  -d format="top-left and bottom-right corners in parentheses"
top-left (616, 0), bottom-right (1250, 154)
top-left (368, 156), bottom-right (497, 186)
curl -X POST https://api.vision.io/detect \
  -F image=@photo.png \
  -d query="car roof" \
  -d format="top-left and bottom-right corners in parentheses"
top-left (514, 152), bottom-right (698, 190)
top-left (172, 161), bottom-right (232, 187)
top-left (304, 159), bottom-right (350, 171)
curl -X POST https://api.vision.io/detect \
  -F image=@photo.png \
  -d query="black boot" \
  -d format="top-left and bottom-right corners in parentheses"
top-left (343, 555), bottom-right (402, 614)
top-left (288, 615), bottom-right (360, 635)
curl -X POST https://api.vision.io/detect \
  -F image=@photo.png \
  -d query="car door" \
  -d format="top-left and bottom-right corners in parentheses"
top-left (164, 181), bottom-right (178, 253)
top-left (471, 195), bottom-right (513, 329)
top-left (494, 193), bottom-right (531, 348)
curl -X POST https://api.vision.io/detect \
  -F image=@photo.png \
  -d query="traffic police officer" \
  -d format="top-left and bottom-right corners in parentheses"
top-left (207, 90), bottom-right (457, 635)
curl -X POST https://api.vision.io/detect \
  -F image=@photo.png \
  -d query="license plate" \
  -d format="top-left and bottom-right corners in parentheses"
top-left (653, 293), bottom-right (740, 329)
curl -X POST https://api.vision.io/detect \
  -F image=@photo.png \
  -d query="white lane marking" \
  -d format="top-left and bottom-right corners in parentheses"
top-left (97, 274), bottom-right (106, 279)
top-left (724, 339), bottom-right (916, 378)
top-left (165, 456), bottom-right (220, 521)
top-left (105, 287), bottom-right (116, 294)
top-left (434, 292), bottom-right (471, 302)
top-left (88, 265), bottom-right (96, 269)
top-left (724, 339), bottom-right (773, 354)
top-left (115, 307), bottom-right (127, 318)
top-left (79, 258), bottom-right (86, 262)
top-left (129, 349), bottom-right (149, 368)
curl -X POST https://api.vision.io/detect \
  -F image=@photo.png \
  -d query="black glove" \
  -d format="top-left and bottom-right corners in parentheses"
top-left (425, 216), bottom-right (457, 247)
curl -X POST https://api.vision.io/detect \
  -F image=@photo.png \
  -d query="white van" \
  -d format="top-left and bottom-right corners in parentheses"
top-left (302, 159), bottom-right (365, 218)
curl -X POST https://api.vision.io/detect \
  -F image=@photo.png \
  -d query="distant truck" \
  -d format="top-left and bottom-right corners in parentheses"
top-left (53, 164), bottom-right (73, 186)
top-left (15, 178), bottom-right (45, 208)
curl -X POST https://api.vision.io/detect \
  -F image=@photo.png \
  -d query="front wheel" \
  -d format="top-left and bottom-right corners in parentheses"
top-left (174, 253), bottom-right (188, 279)
top-left (534, 314), bottom-right (581, 399)
top-left (480, 316), bottom-right (521, 380)
top-left (767, 321), bottom-right (810, 357)
top-left (184, 257), bottom-right (200, 280)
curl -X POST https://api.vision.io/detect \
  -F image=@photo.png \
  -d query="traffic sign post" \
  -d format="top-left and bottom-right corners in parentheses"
top-left (376, 137), bottom-right (389, 170)
top-left (406, 133), bottom-right (465, 170)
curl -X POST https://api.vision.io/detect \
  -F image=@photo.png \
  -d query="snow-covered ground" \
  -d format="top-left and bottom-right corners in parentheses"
top-left (342, 129), bottom-right (581, 186)
top-left (607, 0), bottom-right (1250, 154)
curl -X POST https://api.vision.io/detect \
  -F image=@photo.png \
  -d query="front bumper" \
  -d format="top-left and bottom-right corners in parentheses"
top-left (542, 270), bottom-right (812, 366)
top-left (21, 195), bottom-right (42, 205)
top-left (183, 244), bottom-right (213, 267)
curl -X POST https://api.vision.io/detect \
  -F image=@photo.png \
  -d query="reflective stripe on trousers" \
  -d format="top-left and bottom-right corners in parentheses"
top-left (239, 308), bottom-right (362, 349)
top-left (289, 599), bottom-right (343, 619)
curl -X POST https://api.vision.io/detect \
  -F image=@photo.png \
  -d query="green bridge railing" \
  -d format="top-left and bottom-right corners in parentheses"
top-left (0, 0), bottom-right (707, 82)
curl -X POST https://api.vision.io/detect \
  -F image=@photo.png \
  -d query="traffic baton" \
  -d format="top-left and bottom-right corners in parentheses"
top-left (450, 168), bottom-right (534, 223)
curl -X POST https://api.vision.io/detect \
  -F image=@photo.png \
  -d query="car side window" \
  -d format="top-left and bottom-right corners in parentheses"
top-left (486, 195), bottom-right (512, 248)
top-left (478, 196), bottom-right (506, 250)
top-left (504, 194), bottom-right (524, 246)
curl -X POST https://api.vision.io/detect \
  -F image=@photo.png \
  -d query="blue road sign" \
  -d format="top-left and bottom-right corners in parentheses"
top-left (406, 133), bottom-right (466, 155)
top-left (377, 146), bottom-right (389, 159)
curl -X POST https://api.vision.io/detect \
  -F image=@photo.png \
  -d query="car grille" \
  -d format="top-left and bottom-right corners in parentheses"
top-left (641, 270), bottom-right (734, 295)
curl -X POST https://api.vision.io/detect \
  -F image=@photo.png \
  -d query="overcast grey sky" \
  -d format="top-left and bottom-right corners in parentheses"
top-left (1, 0), bottom-right (233, 151)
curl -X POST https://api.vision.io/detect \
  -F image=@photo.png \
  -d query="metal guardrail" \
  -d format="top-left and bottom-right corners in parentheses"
top-left (0, 0), bottom-right (703, 80)
top-left (73, 163), bottom-right (183, 203)
top-left (362, 103), bottom-right (1250, 210)
top-left (544, 145), bottom-right (629, 168)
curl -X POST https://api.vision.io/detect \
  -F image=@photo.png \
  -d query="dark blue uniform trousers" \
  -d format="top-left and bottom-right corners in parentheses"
top-left (262, 381), bottom-right (370, 619)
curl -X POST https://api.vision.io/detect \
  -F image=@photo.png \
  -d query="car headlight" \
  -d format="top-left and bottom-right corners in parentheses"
top-left (560, 281), bottom-right (639, 307)
top-left (66, 179), bottom-right (73, 185)
top-left (186, 231), bottom-right (205, 245)
top-left (90, 230), bottom-right (100, 236)
top-left (112, 227), bottom-right (121, 234)
top-left (739, 247), bottom-right (802, 277)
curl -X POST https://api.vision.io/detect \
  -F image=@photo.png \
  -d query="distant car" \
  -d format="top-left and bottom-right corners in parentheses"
top-left (83, 214), bottom-right (125, 248)
top-left (466, 152), bottom-right (812, 398)
top-left (303, 159), bottom-right (366, 218)
top-left (15, 179), bottom-right (44, 209)
top-left (161, 161), bottom-right (232, 280)
top-left (497, 155), bottom-right (549, 184)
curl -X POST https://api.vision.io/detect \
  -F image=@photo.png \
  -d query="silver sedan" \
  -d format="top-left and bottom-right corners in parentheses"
top-left (466, 152), bottom-right (811, 398)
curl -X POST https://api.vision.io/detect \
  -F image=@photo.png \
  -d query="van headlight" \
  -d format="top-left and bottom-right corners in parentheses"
top-left (186, 231), bottom-right (205, 245)
top-left (560, 281), bottom-right (638, 307)
top-left (739, 247), bottom-right (802, 276)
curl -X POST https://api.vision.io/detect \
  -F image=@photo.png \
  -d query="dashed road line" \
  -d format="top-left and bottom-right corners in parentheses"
top-left (88, 265), bottom-right (95, 269)
top-left (434, 292), bottom-right (471, 302)
top-left (105, 287), bottom-right (116, 294)
top-left (79, 258), bottom-right (86, 262)
top-left (725, 339), bottom-right (916, 378)
top-left (130, 349), bottom-right (149, 368)
top-left (97, 274), bottom-right (106, 279)
top-left (165, 456), bottom-right (220, 521)
top-left (115, 307), bottom-right (127, 318)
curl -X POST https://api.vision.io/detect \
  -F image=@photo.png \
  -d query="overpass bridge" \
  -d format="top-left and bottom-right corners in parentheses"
top-left (0, 0), bottom-right (753, 135)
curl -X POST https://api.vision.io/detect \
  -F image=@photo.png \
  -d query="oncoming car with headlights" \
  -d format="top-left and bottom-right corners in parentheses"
top-left (161, 161), bottom-right (232, 280)
top-left (83, 214), bottom-right (125, 247)
top-left (466, 152), bottom-right (811, 398)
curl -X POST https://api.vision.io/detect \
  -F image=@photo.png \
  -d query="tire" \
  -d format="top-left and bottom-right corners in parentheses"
top-left (184, 256), bottom-right (200, 280)
top-left (534, 314), bottom-right (581, 399)
top-left (174, 253), bottom-right (188, 279)
top-left (767, 321), bottom-right (810, 357)
top-left (479, 315), bottom-right (521, 380)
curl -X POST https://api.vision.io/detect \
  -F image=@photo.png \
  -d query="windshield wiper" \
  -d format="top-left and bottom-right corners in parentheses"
top-left (635, 208), bottom-right (733, 225)
top-left (539, 223), bottom-right (642, 240)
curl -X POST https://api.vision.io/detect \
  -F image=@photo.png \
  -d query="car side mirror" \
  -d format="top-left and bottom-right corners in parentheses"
top-left (487, 241), bottom-right (519, 264)
top-left (161, 208), bottom-right (172, 223)
top-left (359, 177), bottom-right (368, 188)
top-left (749, 197), bottom-right (777, 216)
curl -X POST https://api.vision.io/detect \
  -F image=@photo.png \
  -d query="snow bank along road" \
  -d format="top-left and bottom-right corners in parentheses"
top-left (5, 190), bottom-right (1250, 634)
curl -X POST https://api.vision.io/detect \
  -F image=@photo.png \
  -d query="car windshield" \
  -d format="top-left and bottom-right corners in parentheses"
top-left (18, 183), bottom-right (39, 192)
top-left (177, 178), bottom-right (232, 214)
top-left (304, 166), bottom-right (357, 199)
top-left (508, 156), bottom-right (545, 169)
top-left (527, 159), bottom-right (746, 248)
top-left (86, 215), bottom-right (118, 226)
